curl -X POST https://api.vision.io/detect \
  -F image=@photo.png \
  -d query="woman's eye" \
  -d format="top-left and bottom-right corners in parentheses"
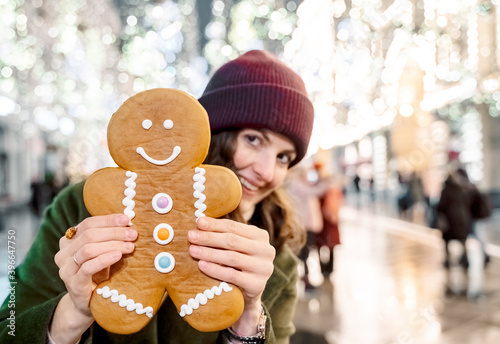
top-left (277, 154), bottom-right (291, 165)
top-left (246, 135), bottom-right (260, 145)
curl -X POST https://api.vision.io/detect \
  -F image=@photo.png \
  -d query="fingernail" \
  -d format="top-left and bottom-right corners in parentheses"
top-left (126, 229), bottom-right (137, 240)
top-left (199, 260), bottom-right (208, 270)
top-left (118, 215), bottom-right (130, 226)
top-left (188, 230), bottom-right (198, 240)
top-left (124, 242), bottom-right (134, 251)
top-left (111, 251), bottom-right (121, 259)
top-left (197, 217), bottom-right (207, 228)
top-left (189, 245), bottom-right (200, 256)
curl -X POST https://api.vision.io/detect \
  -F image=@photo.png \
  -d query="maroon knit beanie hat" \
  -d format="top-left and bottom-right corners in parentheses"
top-left (198, 50), bottom-right (314, 167)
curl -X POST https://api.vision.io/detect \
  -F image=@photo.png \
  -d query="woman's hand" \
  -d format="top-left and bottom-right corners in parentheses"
top-left (188, 217), bottom-right (276, 335)
top-left (51, 214), bottom-right (137, 344)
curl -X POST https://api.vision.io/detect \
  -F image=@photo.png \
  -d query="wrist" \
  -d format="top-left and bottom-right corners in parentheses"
top-left (231, 301), bottom-right (262, 336)
top-left (223, 304), bottom-right (266, 343)
top-left (49, 294), bottom-right (93, 344)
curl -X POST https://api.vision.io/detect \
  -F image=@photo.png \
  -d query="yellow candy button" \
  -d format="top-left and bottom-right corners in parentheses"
top-left (153, 223), bottom-right (174, 245)
top-left (158, 227), bottom-right (170, 241)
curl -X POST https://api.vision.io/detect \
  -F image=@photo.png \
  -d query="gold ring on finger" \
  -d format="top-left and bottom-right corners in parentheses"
top-left (65, 226), bottom-right (78, 239)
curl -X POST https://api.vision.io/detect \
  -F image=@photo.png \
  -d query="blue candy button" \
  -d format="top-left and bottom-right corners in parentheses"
top-left (159, 256), bottom-right (170, 269)
top-left (154, 252), bottom-right (175, 273)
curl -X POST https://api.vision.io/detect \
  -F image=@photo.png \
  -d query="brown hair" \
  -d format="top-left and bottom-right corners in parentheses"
top-left (204, 130), bottom-right (305, 253)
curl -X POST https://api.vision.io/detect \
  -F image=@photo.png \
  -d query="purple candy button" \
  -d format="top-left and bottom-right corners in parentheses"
top-left (157, 196), bottom-right (169, 209)
top-left (152, 193), bottom-right (173, 214)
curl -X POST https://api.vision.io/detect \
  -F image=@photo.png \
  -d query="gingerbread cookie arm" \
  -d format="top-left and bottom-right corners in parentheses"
top-left (84, 167), bottom-right (137, 220)
top-left (195, 164), bottom-right (242, 218)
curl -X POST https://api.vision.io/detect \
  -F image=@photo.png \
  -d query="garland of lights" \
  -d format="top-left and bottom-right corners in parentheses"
top-left (1, 0), bottom-right (498, 182)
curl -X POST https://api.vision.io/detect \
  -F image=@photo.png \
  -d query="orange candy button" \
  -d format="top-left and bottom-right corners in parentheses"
top-left (157, 227), bottom-right (170, 241)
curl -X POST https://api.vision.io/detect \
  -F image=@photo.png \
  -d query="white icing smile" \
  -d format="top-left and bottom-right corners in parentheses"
top-left (136, 146), bottom-right (181, 166)
top-left (239, 176), bottom-right (258, 191)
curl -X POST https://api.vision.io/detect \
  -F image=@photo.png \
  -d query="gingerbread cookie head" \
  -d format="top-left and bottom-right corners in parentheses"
top-left (108, 88), bottom-right (211, 171)
top-left (83, 88), bottom-right (244, 334)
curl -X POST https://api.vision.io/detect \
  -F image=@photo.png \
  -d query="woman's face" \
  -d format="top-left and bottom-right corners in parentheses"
top-left (233, 129), bottom-right (296, 219)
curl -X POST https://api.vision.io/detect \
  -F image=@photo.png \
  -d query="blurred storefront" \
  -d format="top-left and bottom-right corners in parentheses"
top-left (290, 0), bottom-right (500, 207)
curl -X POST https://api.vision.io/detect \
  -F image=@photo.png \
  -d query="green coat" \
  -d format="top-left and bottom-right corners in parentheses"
top-left (0, 182), bottom-right (299, 343)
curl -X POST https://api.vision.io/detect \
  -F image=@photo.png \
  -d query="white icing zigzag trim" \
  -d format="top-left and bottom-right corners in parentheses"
top-left (122, 171), bottom-right (137, 223)
top-left (179, 282), bottom-right (233, 317)
top-left (193, 167), bottom-right (207, 219)
top-left (136, 146), bottom-right (181, 166)
top-left (96, 286), bottom-right (154, 318)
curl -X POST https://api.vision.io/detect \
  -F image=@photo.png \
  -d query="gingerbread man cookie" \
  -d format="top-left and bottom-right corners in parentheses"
top-left (83, 88), bottom-right (244, 334)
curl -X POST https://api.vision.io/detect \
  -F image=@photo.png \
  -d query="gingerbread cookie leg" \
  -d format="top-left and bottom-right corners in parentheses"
top-left (90, 243), bottom-right (168, 334)
top-left (168, 280), bottom-right (244, 332)
top-left (161, 166), bottom-right (244, 332)
top-left (91, 284), bottom-right (163, 334)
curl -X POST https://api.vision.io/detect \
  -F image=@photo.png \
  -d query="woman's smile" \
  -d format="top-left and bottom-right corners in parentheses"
top-left (239, 176), bottom-right (258, 192)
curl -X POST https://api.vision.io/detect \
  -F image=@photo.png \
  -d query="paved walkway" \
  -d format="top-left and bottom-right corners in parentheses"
top-left (343, 190), bottom-right (500, 256)
top-left (292, 205), bottom-right (500, 344)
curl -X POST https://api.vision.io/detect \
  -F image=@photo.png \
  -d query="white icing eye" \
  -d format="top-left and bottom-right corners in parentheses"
top-left (142, 119), bottom-right (153, 130)
top-left (163, 120), bottom-right (173, 129)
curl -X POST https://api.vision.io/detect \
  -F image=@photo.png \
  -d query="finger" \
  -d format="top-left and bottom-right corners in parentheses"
top-left (198, 259), bottom-right (240, 284)
top-left (75, 251), bottom-right (123, 283)
top-left (76, 227), bottom-right (137, 246)
top-left (189, 244), bottom-right (274, 272)
top-left (75, 241), bottom-right (135, 267)
top-left (188, 229), bottom-right (255, 253)
top-left (197, 260), bottom-right (267, 299)
top-left (197, 217), bottom-right (266, 241)
top-left (59, 240), bottom-right (129, 281)
top-left (59, 214), bottom-right (130, 249)
top-left (76, 214), bottom-right (130, 236)
top-left (190, 245), bottom-right (248, 270)
top-left (65, 251), bottom-right (123, 304)
top-left (58, 226), bottom-right (136, 262)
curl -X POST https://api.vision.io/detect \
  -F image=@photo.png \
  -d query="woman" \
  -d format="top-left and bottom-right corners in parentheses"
top-left (316, 175), bottom-right (342, 279)
top-left (286, 163), bottom-right (327, 291)
top-left (0, 50), bottom-right (314, 343)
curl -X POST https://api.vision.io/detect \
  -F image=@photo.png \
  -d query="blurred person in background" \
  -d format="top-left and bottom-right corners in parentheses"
top-left (316, 170), bottom-right (342, 279)
top-left (437, 167), bottom-right (487, 270)
top-left (409, 171), bottom-right (426, 223)
top-left (287, 162), bottom-right (330, 291)
top-left (456, 168), bottom-right (491, 267)
top-left (352, 172), bottom-right (361, 207)
top-left (397, 172), bottom-right (414, 220)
